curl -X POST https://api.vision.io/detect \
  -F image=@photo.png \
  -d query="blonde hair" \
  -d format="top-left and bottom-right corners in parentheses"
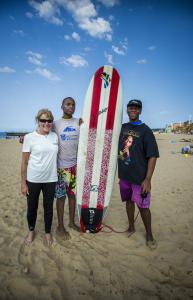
top-left (35, 109), bottom-right (54, 123)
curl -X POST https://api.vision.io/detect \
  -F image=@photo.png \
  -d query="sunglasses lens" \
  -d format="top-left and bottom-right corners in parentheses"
top-left (39, 119), bottom-right (52, 123)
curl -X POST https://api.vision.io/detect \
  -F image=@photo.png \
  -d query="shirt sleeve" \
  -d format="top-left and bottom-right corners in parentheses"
top-left (144, 128), bottom-right (159, 158)
top-left (22, 134), bottom-right (31, 152)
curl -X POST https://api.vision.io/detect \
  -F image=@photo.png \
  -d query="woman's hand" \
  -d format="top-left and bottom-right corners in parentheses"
top-left (21, 181), bottom-right (29, 197)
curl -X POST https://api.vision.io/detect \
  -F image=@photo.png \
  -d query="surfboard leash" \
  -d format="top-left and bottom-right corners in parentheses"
top-left (100, 210), bottom-right (140, 234)
top-left (100, 194), bottom-right (147, 234)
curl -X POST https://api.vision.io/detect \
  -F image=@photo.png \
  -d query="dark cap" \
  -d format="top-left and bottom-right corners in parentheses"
top-left (127, 99), bottom-right (142, 109)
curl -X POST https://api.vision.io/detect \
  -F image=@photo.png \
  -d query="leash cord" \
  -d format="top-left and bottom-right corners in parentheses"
top-left (100, 196), bottom-right (146, 234)
top-left (100, 210), bottom-right (140, 234)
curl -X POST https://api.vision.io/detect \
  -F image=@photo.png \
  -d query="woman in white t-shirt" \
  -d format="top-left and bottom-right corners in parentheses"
top-left (21, 109), bottom-right (58, 246)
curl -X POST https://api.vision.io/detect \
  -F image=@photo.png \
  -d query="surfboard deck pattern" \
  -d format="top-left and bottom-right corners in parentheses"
top-left (77, 65), bottom-right (123, 233)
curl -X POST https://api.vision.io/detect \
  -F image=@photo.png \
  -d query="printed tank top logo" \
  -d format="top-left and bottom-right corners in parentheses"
top-left (63, 126), bottom-right (76, 132)
top-left (60, 126), bottom-right (78, 141)
top-left (101, 72), bottom-right (111, 88)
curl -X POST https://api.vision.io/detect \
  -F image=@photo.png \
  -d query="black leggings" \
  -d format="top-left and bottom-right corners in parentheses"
top-left (26, 181), bottom-right (56, 234)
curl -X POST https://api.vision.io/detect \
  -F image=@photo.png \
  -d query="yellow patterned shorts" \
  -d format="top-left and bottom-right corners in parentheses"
top-left (55, 165), bottom-right (76, 199)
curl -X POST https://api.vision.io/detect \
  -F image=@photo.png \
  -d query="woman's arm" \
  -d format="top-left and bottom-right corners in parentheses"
top-left (21, 152), bottom-right (30, 196)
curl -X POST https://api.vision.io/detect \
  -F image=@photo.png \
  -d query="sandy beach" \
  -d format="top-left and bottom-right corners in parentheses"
top-left (0, 133), bottom-right (193, 300)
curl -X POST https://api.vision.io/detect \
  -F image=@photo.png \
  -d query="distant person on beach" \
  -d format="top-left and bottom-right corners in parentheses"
top-left (53, 97), bottom-right (81, 239)
top-left (181, 145), bottom-right (193, 154)
top-left (118, 99), bottom-right (159, 249)
top-left (21, 109), bottom-right (58, 246)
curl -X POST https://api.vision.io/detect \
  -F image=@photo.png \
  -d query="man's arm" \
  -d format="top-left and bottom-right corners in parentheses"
top-left (141, 157), bottom-right (157, 194)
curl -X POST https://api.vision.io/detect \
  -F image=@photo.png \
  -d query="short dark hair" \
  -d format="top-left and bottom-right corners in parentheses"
top-left (127, 99), bottom-right (142, 109)
top-left (61, 97), bottom-right (76, 107)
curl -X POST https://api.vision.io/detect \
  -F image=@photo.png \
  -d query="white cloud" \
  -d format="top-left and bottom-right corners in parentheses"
top-left (72, 32), bottom-right (80, 41)
top-left (28, 0), bottom-right (112, 39)
top-left (77, 16), bottom-right (112, 39)
top-left (29, 0), bottom-right (63, 25)
top-left (9, 15), bottom-right (15, 20)
top-left (13, 29), bottom-right (25, 37)
top-left (26, 51), bottom-right (43, 66)
top-left (106, 33), bottom-right (112, 41)
top-left (109, 15), bottom-right (114, 21)
top-left (64, 32), bottom-right (80, 41)
top-left (148, 45), bottom-right (156, 51)
top-left (97, 0), bottom-right (119, 7)
top-left (59, 55), bottom-right (88, 68)
top-left (26, 11), bottom-right (33, 18)
top-left (121, 37), bottom-right (128, 49)
top-left (28, 56), bottom-right (42, 66)
top-left (136, 58), bottom-right (147, 64)
top-left (112, 45), bottom-right (125, 55)
top-left (64, 34), bottom-right (71, 40)
top-left (0, 66), bottom-right (16, 73)
top-left (26, 51), bottom-right (43, 60)
top-left (58, 0), bottom-right (112, 40)
top-left (51, 16), bottom-right (63, 25)
top-left (26, 67), bottom-right (61, 81)
top-left (104, 52), bottom-right (114, 65)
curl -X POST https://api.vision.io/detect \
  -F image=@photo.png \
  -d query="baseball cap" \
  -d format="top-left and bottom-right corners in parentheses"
top-left (127, 99), bottom-right (142, 109)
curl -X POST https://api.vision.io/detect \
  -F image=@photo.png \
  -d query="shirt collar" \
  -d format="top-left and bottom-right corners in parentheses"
top-left (129, 120), bottom-right (142, 126)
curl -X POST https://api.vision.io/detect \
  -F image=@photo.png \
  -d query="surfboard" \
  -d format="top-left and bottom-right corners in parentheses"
top-left (77, 65), bottom-right (123, 233)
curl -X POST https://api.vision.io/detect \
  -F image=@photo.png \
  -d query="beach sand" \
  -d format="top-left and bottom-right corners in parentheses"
top-left (0, 133), bottom-right (193, 300)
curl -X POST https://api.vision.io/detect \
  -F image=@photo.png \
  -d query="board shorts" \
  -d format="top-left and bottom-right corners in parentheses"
top-left (119, 179), bottom-right (150, 208)
top-left (55, 165), bottom-right (76, 199)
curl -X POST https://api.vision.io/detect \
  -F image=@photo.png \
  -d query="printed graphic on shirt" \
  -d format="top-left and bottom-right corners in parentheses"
top-left (118, 130), bottom-right (139, 166)
top-left (60, 126), bottom-right (78, 141)
top-left (63, 126), bottom-right (76, 132)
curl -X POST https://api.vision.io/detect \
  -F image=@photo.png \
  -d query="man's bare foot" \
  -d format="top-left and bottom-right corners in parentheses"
top-left (128, 226), bottom-right (135, 237)
top-left (146, 234), bottom-right (157, 250)
top-left (69, 222), bottom-right (81, 232)
top-left (56, 226), bottom-right (71, 240)
top-left (146, 239), bottom-right (157, 250)
top-left (24, 231), bottom-right (35, 245)
top-left (128, 226), bottom-right (135, 233)
top-left (45, 233), bottom-right (53, 246)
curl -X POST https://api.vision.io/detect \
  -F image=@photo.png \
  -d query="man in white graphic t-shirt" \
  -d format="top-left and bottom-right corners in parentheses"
top-left (53, 97), bottom-right (81, 239)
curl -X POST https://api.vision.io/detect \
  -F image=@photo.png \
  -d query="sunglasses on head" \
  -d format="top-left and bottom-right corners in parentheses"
top-left (39, 119), bottom-right (53, 123)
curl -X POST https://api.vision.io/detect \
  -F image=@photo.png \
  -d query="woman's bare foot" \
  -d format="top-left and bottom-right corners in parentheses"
top-left (69, 222), bottom-right (81, 232)
top-left (56, 226), bottom-right (71, 240)
top-left (45, 233), bottom-right (53, 246)
top-left (25, 231), bottom-right (35, 245)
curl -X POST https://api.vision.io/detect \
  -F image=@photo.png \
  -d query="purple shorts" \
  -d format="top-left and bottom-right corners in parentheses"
top-left (119, 179), bottom-right (150, 208)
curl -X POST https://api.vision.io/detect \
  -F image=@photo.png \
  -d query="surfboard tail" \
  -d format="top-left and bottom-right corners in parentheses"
top-left (79, 206), bottom-right (104, 233)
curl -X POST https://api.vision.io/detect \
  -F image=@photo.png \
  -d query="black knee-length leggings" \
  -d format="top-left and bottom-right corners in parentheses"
top-left (26, 181), bottom-right (56, 233)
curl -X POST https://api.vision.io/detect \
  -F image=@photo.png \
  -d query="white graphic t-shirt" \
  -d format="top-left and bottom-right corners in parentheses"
top-left (22, 131), bottom-right (58, 183)
top-left (53, 118), bottom-right (79, 168)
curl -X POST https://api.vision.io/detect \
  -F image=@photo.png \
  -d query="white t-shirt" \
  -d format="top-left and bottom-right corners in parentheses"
top-left (53, 118), bottom-right (79, 168)
top-left (22, 131), bottom-right (58, 183)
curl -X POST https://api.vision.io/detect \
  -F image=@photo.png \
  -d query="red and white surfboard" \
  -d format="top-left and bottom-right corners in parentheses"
top-left (77, 65), bottom-right (123, 233)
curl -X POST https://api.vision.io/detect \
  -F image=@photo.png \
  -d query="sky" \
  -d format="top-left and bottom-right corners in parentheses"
top-left (0, 0), bottom-right (193, 131)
